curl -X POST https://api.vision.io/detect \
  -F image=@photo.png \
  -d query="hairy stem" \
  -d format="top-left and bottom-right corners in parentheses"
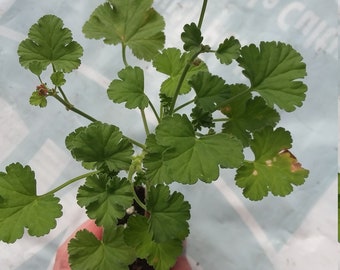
top-left (169, 51), bottom-right (201, 115)
top-left (122, 44), bottom-right (129, 67)
top-left (213, 117), bottom-right (228, 122)
top-left (52, 93), bottom-right (98, 122)
top-left (174, 98), bottom-right (195, 113)
top-left (42, 171), bottom-right (99, 196)
top-left (148, 99), bottom-right (161, 123)
top-left (52, 93), bottom-right (146, 150)
top-left (57, 86), bottom-right (71, 104)
top-left (140, 109), bottom-right (150, 136)
top-left (198, 0), bottom-right (208, 29)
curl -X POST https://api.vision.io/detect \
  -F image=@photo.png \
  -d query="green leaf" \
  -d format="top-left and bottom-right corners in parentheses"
top-left (50, 71), bottom-right (66, 86)
top-left (124, 215), bottom-right (183, 270)
top-left (190, 106), bottom-right (215, 131)
top-left (82, 0), bottom-right (165, 61)
top-left (29, 91), bottom-right (47, 107)
top-left (235, 127), bottom-right (309, 200)
top-left (18, 15), bottom-right (83, 73)
top-left (250, 126), bottom-right (292, 161)
top-left (28, 62), bottom-right (44, 76)
top-left (107, 66), bottom-right (149, 109)
top-left (215, 36), bottom-right (241, 64)
top-left (181, 23), bottom-right (203, 51)
top-left (143, 134), bottom-right (170, 184)
top-left (77, 174), bottom-right (133, 228)
top-left (220, 84), bottom-right (252, 116)
top-left (189, 71), bottom-right (231, 112)
top-left (68, 226), bottom-right (135, 270)
top-left (152, 48), bottom-right (208, 97)
top-left (237, 41), bottom-right (307, 111)
top-left (65, 122), bottom-right (133, 171)
top-left (147, 185), bottom-right (190, 242)
top-left (0, 163), bottom-right (62, 243)
top-left (144, 114), bottom-right (244, 184)
top-left (222, 95), bottom-right (280, 146)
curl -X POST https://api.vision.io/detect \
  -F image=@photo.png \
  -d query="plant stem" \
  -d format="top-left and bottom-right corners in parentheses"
top-left (58, 86), bottom-right (71, 104)
top-left (128, 138), bottom-right (147, 150)
top-left (198, 0), bottom-right (208, 29)
top-left (168, 0), bottom-right (209, 115)
top-left (128, 165), bottom-right (147, 211)
top-left (140, 109), bottom-right (150, 136)
top-left (52, 93), bottom-right (146, 150)
top-left (51, 93), bottom-right (98, 122)
top-left (213, 117), bottom-right (228, 122)
top-left (122, 44), bottom-right (129, 67)
top-left (148, 99), bottom-right (160, 123)
top-left (37, 75), bottom-right (43, 84)
top-left (174, 99), bottom-right (195, 113)
top-left (42, 170), bottom-right (99, 196)
top-left (169, 51), bottom-right (201, 115)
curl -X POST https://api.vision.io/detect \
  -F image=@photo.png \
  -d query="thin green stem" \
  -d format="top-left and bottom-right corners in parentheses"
top-left (213, 118), bottom-right (228, 122)
top-left (58, 86), bottom-right (71, 104)
top-left (51, 93), bottom-right (98, 122)
top-left (51, 64), bottom-right (71, 103)
top-left (197, 0), bottom-right (208, 29)
top-left (159, 103), bottom-right (164, 119)
top-left (37, 75), bottom-right (43, 84)
top-left (174, 99), bottom-right (195, 113)
top-left (42, 171), bottom-right (99, 196)
top-left (140, 109), bottom-right (150, 136)
top-left (148, 99), bottom-right (160, 123)
top-left (169, 51), bottom-right (201, 115)
top-left (128, 138), bottom-right (147, 150)
top-left (122, 44), bottom-right (129, 67)
top-left (52, 93), bottom-right (146, 150)
top-left (128, 165), bottom-right (146, 211)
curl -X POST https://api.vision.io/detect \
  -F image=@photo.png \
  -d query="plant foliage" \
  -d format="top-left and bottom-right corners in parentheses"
top-left (0, 0), bottom-right (310, 269)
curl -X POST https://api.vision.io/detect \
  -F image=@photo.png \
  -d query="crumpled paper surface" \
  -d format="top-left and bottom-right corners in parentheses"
top-left (0, 0), bottom-right (337, 269)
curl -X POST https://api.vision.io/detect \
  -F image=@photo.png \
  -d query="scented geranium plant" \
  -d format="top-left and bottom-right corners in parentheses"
top-left (0, 0), bottom-right (309, 269)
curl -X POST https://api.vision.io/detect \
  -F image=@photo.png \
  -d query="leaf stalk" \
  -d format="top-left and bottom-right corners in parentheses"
top-left (168, 51), bottom-right (201, 115)
top-left (42, 170), bottom-right (99, 196)
top-left (140, 109), bottom-right (150, 136)
top-left (198, 0), bottom-right (208, 29)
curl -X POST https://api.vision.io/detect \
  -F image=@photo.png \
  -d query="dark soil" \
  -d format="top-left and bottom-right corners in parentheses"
top-left (129, 258), bottom-right (155, 270)
top-left (118, 186), bottom-right (155, 270)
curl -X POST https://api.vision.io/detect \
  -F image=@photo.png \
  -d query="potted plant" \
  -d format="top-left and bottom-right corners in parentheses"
top-left (0, 0), bottom-right (309, 269)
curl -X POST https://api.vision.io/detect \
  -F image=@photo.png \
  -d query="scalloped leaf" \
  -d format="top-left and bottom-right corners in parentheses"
top-left (144, 114), bottom-right (244, 184)
top-left (215, 36), bottom-right (241, 64)
top-left (77, 174), bottom-right (133, 228)
top-left (65, 122), bottom-right (133, 171)
top-left (237, 41), bottom-right (307, 111)
top-left (181, 22), bottom-right (203, 51)
top-left (222, 95), bottom-right (280, 146)
top-left (0, 163), bottom-right (62, 243)
top-left (107, 66), bottom-right (149, 109)
top-left (152, 48), bottom-right (208, 97)
top-left (18, 15), bottom-right (83, 73)
top-left (124, 215), bottom-right (183, 270)
top-left (147, 185), bottom-right (190, 242)
top-left (68, 226), bottom-right (135, 270)
top-left (189, 71), bottom-right (231, 112)
top-left (235, 127), bottom-right (309, 200)
top-left (82, 0), bottom-right (165, 61)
